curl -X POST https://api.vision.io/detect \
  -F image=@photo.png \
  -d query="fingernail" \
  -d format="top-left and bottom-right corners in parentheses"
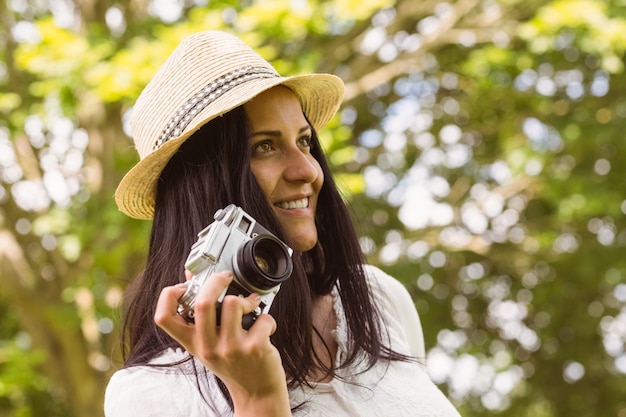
top-left (251, 293), bottom-right (262, 302)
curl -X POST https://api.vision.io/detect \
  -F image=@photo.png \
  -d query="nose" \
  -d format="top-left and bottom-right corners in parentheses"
top-left (283, 149), bottom-right (319, 184)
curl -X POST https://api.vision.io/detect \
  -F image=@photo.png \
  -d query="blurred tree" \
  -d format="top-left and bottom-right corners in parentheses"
top-left (0, 0), bottom-right (625, 416)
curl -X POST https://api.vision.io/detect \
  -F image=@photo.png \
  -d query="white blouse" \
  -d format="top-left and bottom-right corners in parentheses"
top-left (104, 265), bottom-right (461, 416)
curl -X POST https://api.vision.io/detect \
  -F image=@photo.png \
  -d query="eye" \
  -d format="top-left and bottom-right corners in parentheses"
top-left (297, 135), bottom-right (313, 149)
top-left (251, 140), bottom-right (274, 156)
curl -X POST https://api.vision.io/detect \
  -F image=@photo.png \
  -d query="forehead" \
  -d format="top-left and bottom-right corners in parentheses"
top-left (243, 86), bottom-right (308, 129)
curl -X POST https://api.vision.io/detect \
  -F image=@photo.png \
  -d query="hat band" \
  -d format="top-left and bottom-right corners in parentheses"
top-left (153, 66), bottom-right (279, 150)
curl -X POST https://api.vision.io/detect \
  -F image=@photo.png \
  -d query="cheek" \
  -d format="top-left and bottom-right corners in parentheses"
top-left (250, 164), bottom-right (276, 199)
top-left (312, 160), bottom-right (324, 192)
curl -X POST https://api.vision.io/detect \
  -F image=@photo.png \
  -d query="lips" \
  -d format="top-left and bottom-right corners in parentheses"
top-left (275, 197), bottom-right (309, 210)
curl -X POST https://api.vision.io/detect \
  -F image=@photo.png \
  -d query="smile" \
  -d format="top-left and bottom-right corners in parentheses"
top-left (276, 197), bottom-right (309, 210)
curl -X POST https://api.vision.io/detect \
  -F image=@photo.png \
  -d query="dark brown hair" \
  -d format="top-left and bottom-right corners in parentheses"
top-left (120, 103), bottom-right (408, 409)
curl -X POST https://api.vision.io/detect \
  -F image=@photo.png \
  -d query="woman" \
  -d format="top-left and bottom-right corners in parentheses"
top-left (105, 30), bottom-right (461, 417)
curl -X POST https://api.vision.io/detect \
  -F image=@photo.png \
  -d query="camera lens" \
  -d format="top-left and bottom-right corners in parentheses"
top-left (234, 234), bottom-right (293, 292)
top-left (254, 255), bottom-right (270, 274)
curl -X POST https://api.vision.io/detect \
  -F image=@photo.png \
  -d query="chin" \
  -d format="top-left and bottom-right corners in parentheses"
top-left (289, 236), bottom-right (318, 252)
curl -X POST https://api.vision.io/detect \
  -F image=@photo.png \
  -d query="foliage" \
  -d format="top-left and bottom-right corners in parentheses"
top-left (0, 0), bottom-right (625, 416)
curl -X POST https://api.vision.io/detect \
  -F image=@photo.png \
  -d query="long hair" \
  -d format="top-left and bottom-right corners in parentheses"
top-left (120, 103), bottom-right (407, 407)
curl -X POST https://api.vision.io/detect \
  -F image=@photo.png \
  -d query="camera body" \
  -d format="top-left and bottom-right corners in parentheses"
top-left (177, 204), bottom-right (293, 329)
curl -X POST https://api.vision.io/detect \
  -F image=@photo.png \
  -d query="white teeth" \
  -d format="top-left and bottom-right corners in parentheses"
top-left (277, 198), bottom-right (308, 209)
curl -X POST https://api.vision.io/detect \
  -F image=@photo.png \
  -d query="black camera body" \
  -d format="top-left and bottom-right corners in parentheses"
top-left (177, 204), bottom-right (293, 329)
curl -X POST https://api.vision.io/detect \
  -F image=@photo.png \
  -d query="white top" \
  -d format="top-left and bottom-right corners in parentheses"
top-left (104, 265), bottom-right (461, 416)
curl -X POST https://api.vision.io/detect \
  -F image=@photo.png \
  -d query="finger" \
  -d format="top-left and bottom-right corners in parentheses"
top-left (154, 283), bottom-right (194, 344)
top-left (219, 293), bottom-right (263, 337)
top-left (192, 270), bottom-right (234, 342)
top-left (184, 269), bottom-right (193, 281)
top-left (247, 313), bottom-right (277, 339)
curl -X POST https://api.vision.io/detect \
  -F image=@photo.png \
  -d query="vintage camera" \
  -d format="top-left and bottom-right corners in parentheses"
top-left (177, 204), bottom-right (293, 330)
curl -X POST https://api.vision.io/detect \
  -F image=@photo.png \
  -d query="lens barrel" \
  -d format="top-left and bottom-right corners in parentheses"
top-left (234, 234), bottom-right (293, 292)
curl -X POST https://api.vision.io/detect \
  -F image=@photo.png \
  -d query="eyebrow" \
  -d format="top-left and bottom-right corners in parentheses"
top-left (250, 125), bottom-right (311, 137)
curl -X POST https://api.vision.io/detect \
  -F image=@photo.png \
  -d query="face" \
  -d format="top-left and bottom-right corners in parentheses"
top-left (244, 86), bottom-right (324, 252)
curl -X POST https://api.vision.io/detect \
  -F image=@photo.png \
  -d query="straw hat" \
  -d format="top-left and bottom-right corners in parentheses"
top-left (115, 30), bottom-right (345, 220)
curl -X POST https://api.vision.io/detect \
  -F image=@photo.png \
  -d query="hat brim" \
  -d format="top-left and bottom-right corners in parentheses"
top-left (114, 73), bottom-right (344, 220)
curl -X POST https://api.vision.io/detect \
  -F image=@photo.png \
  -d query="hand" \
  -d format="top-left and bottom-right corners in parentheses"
top-left (154, 270), bottom-right (291, 416)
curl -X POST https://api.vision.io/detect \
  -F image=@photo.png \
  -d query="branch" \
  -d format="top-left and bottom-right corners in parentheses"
top-left (0, 229), bottom-right (36, 290)
top-left (13, 132), bottom-right (42, 181)
top-left (344, 0), bottom-right (515, 102)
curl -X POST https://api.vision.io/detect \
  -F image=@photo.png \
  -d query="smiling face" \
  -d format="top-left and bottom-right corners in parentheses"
top-left (244, 86), bottom-right (324, 252)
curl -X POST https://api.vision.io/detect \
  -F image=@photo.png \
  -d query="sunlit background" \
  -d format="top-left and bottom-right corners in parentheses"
top-left (1, 0), bottom-right (626, 416)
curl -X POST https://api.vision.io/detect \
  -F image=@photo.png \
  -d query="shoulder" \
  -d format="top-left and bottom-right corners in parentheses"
top-left (362, 264), bottom-right (416, 317)
top-left (362, 264), bottom-right (426, 359)
top-left (104, 349), bottom-right (229, 417)
top-left (363, 264), bottom-right (411, 299)
top-left (104, 366), bottom-right (180, 417)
